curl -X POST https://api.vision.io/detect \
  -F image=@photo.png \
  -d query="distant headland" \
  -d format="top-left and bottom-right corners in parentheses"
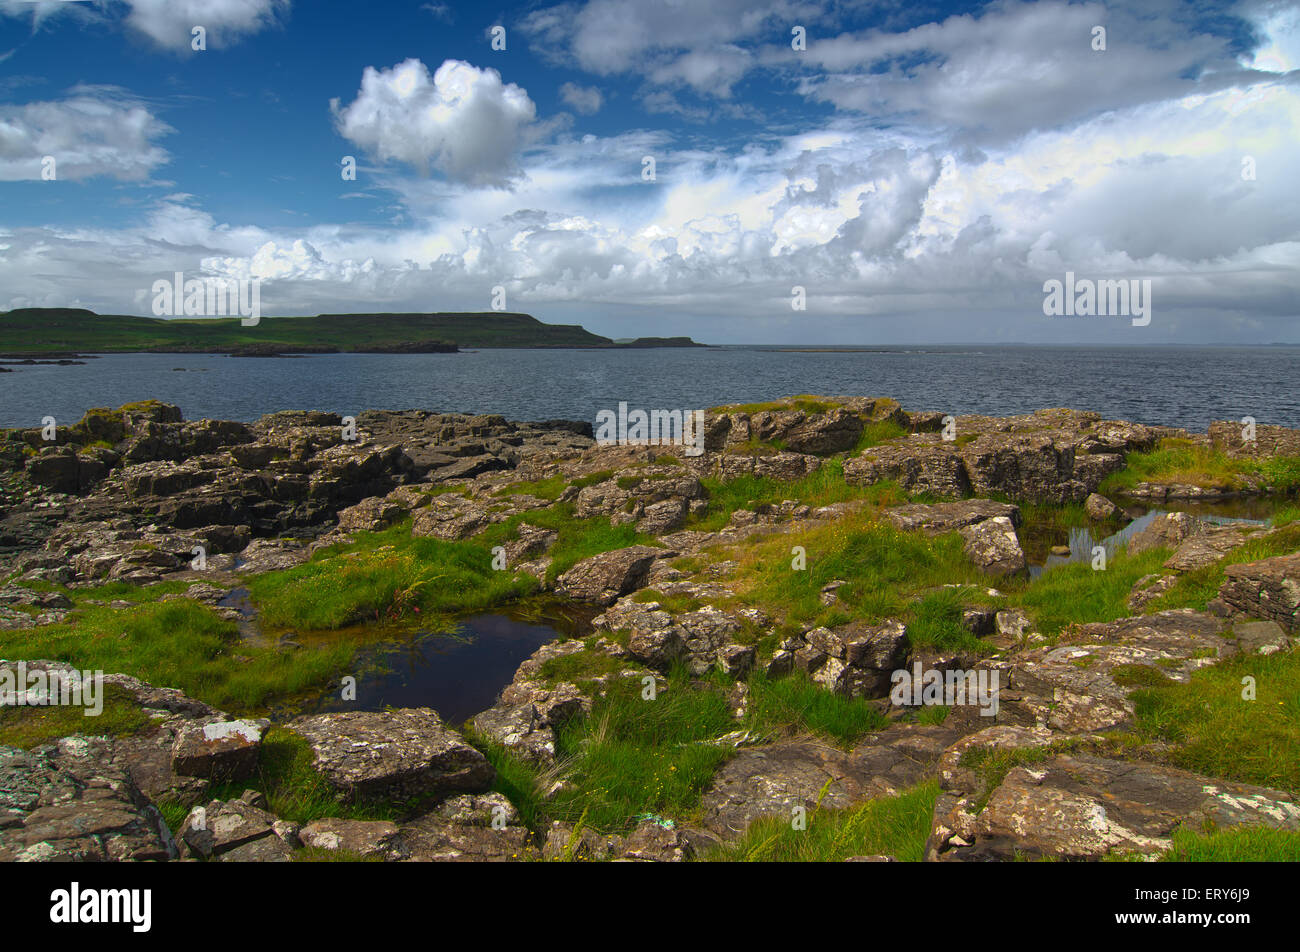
top-left (0, 308), bottom-right (708, 356)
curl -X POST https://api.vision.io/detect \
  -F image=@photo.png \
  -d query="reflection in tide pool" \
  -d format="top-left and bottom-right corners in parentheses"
top-left (289, 607), bottom-right (592, 725)
top-left (1029, 506), bottom-right (1271, 578)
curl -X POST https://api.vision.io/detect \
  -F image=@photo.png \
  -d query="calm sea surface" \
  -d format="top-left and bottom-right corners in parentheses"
top-left (2, 346), bottom-right (1297, 430)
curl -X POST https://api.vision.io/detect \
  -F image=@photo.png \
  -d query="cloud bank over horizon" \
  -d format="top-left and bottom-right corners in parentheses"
top-left (0, 0), bottom-right (1297, 344)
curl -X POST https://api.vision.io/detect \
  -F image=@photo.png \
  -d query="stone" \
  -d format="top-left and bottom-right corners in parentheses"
top-left (932, 750), bottom-right (1300, 862)
top-left (959, 516), bottom-right (1027, 577)
top-left (554, 545), bottom-right (673, 606)
top-left (287, 708), bottom-right (494, 802)
top-left (170, 718), bottom-right (268, 781)
top-left (299, 818), bottom-right (399, 857)
top-left (1084, 492), bottom-right (1119, 520)
top-left (0, 738), bottom-right (174, 862)
top-left (1127, 511), bottom-right (1203, 555)
top-left (1217, 552), bottom-right (1300, 632)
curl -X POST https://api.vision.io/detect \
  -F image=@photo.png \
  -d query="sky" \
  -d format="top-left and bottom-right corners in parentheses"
top-left (0, 0), bottom-right (1297, 344)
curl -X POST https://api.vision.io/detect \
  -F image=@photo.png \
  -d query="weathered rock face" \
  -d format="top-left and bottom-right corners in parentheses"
top-left (884, 499), bottom-right (1020, 534)
top-left (997, 610), bottom-right (1251, 733)
top-left (1164, 523), bottom-right (1271, 572)
top-left (170, 718), bottom-right (268, 781)
top-left (287, 708), bottom-right (494, 803)
top-left (178, 794), bottom-right (295, 862)
top-left (1209, 420), bottom-right (1300, 459)
top-left (1084, 492), bottom-right (1118, 520)
top-left (845, 409), bottom-right (1158, 502)
top-left (958, 516), bottom-right (1027, 577)
top-left (554, 545), bottom-right (674, 606)
top-left (0, 737), bottom-right (175, 862)
top-left (1215, 551), bottom-right (1300, 631)
top-left (470, 640), bottom-right (601, 765)
top-left (846, 442), bottom-right (970, 498)
top-left (574, 466), bottom-right (704, 530)
top-left (704, 403), bottom-right (866, 456)
top-left (929, 730), bottom-right (1300, 861)
top-left (1127, 511), bottom-right (1204, 555)
top-left (700, 723), bottom-right (969, 838)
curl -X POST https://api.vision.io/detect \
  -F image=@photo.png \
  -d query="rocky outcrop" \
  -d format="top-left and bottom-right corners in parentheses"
top-left (700, 722), bottom-right (970, 839)
top-left (286, 708), bottom-right (494, 803)
top-left (0, 736), bottom-right (175, 862)
top-left (554, 545), bottom-right (674, 606)
top-left (1214, 551), bottom-right (1300, 632)
top-left (958, 516), bottom-right (1027, 577)
top-left (928, 728), bottom-right (1300, 861)
top-left (846, 409), bottom-right (1162, 502)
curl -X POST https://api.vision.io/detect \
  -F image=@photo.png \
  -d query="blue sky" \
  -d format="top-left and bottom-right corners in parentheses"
top-left (1, 0), bottom-right (1298, 343)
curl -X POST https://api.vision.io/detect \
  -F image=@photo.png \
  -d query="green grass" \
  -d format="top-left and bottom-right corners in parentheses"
top-left (729, 514), bottom-right (987, 631)
top-left (1271, 505), bottom-right (1300, 527)
top-left (852, 420), bottom-right (908, 453)
top-left (689, 459), bottom-right (903, 532)
top-left (1144, 523), bottom-right (1300, 614)
top-left (475, 664), bottom-right (891, 836)
top-left (704, 779), bottom-right (940, 862)
top-left (160, 727), bottom-right (410, 829)
top-left (1010, 547), bottom-right (1170, 636)
top-left (0, 684), bottom-right (149, 748)
top-left (1129, 647), bottom-right (1300, 792)
top-left (543, 669), bottom-right (738, 832)
top-left (536, 643), bottom-right (631, 686)
top-left (477, 503), bottom-right (658, 584)
top-left (1100, 439), bottom-right (1245, 493)
top-left (738, 669), bottom-right (888, 747)
top-left (246, 525), bottom-right (538, 629)
top-left (709, 396), bottom-right (841, 415)
top-left (1158, 824), bottom-right (1300, 862)
top-left (0, 600), bottom-right (355, 713)
top-left (1101, 437), bottom-right (1300, 494)
top-left (493, 475), bottom-right (568, 500)
top-left (906, 587), bottom-right (994, 655)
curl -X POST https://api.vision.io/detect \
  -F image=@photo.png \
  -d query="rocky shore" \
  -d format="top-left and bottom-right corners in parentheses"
top-left (0, 397), bottom-right (1297, 862)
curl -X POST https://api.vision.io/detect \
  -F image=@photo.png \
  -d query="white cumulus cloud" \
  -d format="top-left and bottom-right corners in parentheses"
top-left (0, 88), bottom-right (171, 181)
top-left (332, 59), bottom-right (538, 187)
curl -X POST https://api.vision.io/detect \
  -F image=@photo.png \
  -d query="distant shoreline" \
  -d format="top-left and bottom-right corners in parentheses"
top-left (0, 308), bottom-right (709, 355)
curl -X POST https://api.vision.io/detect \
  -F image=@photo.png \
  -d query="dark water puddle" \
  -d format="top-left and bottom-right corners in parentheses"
top-left (1026, 496), bottom-right (1285, 578)
top-left (252, 600), bottom-right (596, 725)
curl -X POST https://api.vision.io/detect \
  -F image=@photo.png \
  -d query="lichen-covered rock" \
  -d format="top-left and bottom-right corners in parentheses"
top-left (0, 737), bottom-right (175, 862)
top-left (170, 718), bottom-right (268, 781)
top-left (1216, 551), bottom-right (1300, 631)
top-left (959, 516), bottom-right (1027, 577)
top-left (930, 748), bottom-right (1300, 862)
top-left (1084, 492), bottom-right (1119, 520)
top-left (287, 708), bottom-right (494, 803)
top-left (885, 499), bottom-right (1020, 534)
top-left (554, 545), bottom-right (672, 606)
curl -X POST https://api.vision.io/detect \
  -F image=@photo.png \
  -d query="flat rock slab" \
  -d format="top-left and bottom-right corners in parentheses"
top-left (0, 737), bottom-right (174, 862)
top-left (1000, 610), bottom-right (1238, 733)
top-left (171, 718), bottom-right (268, 780)
top-left (1217, 551), bottom-right (1300, 632)
top-left (932, 752), bottom-right (1300, 862)
top-left (699, 723), bottom-right (970, 838)
top-left (287, 708), bottom-right (494, 803)
top-left (554, 545), bottom-right (676, 606)
top-left (885, 499), bottom-right (1020, 534)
